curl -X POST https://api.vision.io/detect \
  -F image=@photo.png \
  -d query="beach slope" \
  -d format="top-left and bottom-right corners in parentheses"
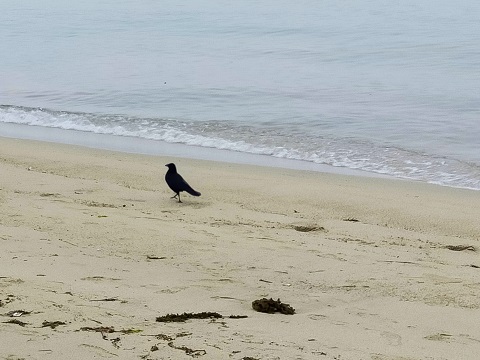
top-left (1, 137), bottom-right (479, 359)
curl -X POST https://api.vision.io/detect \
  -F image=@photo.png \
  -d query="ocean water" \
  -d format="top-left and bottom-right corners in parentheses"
top-left (1, 0), bottom-right (479, 189)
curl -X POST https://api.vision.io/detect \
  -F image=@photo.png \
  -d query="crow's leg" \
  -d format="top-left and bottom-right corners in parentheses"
top-left (178, 193), bottom-right (182, 203)
top-left (171, 193), bottom-right (178, 199)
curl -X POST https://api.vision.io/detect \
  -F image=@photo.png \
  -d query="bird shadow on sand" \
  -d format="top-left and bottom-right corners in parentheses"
top-left (164, 199), bottom-right (210, 209)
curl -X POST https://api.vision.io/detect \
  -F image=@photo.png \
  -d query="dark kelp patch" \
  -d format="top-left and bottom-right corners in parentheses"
top-left (80, 326), bottom-right (142, 334)
top-left (42, 320), bottom-right (66, 329)
top-left (292, 225), bottom-right (325, 233)
top-left (343, 218), bottom-right (359, 222)
top-left (228, 315), bottom-right (248, 319)
top-left (4, 319), bottom-right (28, 327)
top-left (146, 332), bottom-right (204, 358)
top-left (156, 312), bottom-right (222, 323)
top-left (156, 312), bottom-right (248, 323)
top-left (444, 245), bottom-right (476, 252)
top-left (80, 326), bottom-right (142, 346)
top-left (4, 310), bottom-right (31, 317)
top-left (167, 342), bottom-right (206, 357)
top-left (80, 326), bottom-right (115, 334)
top-left (90, 297), bottom-right (123, 302)
top-left (252, 298), bottom-right (295, 315)
top-left (146, 255), bottom-right (167, 260)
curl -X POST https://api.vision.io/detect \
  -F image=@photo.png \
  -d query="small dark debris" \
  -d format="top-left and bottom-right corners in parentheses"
top-left (444, 245), bottom-right (476, 252)
top-left (167, 341), bottom-right (206, 357)
top-left (156, 312), bottom-right (223, 323)
top-left (82, 276), bottom-right (105, 280)
top-left (82, 276), bottom-right (121, 281)
top-left (151, 345), bottom-right (159, 351)
top-left (259, 279), bottom-right (272, 283)
top-left (83, 201), bottom-right (116, 208)
top-left (80, 326), bottom-right (115, 333)
top-left (4, 319), bottom-right (28, 327)
top-left (381, 260), bottom-right (417, 265)
top-left (343, 218), bottom-right (359, 222)
top-left (147, 255), bottom-right (167, 260)
top-left (156, 333), bottom-right (174, 341)
top-left (111, 337), bottom-right (121, 349)
top-left (154, 332), bottom-right (192, 341)
top-left (5, 310), bottom-right (31, 317)
top-left (470, 264), bottom-right (480, 268)
top-left (242, 357), bottom-right (260, 360)
top-left (1, 294), bottom-right (16, 307)
top-left (176, 332), bottom-right (192, 338)
top-left (120, 328), bottom-right (142, 334)
top-left (42, 320), bottom-right (66, 329)
top-left (228, 315), bottom-right (248, 319)
top-left (293, 225), bottom-right (325, 232)
top-left (91, 297), bottom-right (120, 302)
top-left (252, 298), bottom-right (295, 315)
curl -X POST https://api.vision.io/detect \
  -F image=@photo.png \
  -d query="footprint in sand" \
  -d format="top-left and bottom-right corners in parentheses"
top-left (308, 314), bottom-right (326, 321)
top-left (380, 331), bottom-right (402, 346)
top-left (424, 333), bottom-right (453, 342)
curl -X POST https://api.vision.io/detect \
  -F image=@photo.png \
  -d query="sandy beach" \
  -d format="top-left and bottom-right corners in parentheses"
top-left (1, 136), bottom-right (479, 360)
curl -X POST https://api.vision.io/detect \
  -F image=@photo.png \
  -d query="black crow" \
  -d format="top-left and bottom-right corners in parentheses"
top-left (165, 163), bottom-right (201, 203)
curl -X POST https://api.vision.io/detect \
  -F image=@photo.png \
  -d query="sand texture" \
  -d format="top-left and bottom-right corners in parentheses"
top-left (1, 137), bottom-right (480, 360)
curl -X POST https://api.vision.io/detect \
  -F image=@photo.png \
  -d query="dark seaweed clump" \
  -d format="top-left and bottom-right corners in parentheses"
top-left (252, 298), bottom-right (295, 315)
top-left (156, 312), bottom-right (223, 323)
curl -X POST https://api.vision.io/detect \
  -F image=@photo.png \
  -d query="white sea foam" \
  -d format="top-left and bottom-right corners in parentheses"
top-left (1, 105), bottom-right (479, 190)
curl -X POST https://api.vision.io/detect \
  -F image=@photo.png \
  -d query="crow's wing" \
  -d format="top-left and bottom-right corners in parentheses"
top-left (166, 173), bottom-right (200, 196)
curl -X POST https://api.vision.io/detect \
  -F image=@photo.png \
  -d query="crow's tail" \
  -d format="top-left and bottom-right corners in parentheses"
top-left (185, 187), bottom-right (201, 197)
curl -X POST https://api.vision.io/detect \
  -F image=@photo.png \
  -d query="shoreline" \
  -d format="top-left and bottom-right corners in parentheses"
top-left (0, 121), bottom-right (403, 180)
top-left (2, 121), bottom-right (479, 192)
top-left (1, 136), bottom-right (480, 359)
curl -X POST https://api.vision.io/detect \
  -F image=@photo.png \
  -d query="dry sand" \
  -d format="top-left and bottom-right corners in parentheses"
top-left (1, 136), bottom-right (479, 360)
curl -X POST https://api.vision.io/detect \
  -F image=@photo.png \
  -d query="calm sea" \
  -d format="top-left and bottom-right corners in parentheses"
top-left (1, 0), bottom-right (479, 189)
